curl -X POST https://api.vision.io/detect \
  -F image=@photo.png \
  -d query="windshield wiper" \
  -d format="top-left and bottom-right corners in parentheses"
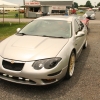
top-left (55, 37), bottom-right (66, 38)
top-left (17, 33), bottom-right (27, 36)
top-left (40, 35), bottom-right (66, 38)
top-left (32, 35), bottom-right (66, 38)
top-left (33, 35), bottom-right (49, 37)
top-left (48, 36), bottom-right (66, 38)
top-left (41, 35), bottom-right (49, 37)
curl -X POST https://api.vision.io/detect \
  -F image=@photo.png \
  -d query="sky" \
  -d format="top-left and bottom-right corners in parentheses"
top-left (2, 0), bottom-right (100, 6)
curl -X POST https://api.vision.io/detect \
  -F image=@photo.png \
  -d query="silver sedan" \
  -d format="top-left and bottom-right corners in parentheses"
top-left (0, 16), bottom-right (87, 85)
top-left (83, 10), bottom-right (96, 20)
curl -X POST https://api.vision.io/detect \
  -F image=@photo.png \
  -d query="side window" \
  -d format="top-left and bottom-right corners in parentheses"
top-left (74, 20), bottom-right (80, 34)
top-left (80, 21), bottom-right (84, 30)
top-left (76, 19), bottom-right (84, 30)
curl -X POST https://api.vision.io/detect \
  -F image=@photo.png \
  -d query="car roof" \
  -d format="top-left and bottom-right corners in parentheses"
top-left (35, 15), bottom-right (75, 22)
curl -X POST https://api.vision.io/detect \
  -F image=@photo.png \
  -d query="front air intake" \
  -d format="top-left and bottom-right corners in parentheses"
top-left (2, 60), bottom-right (24, 71)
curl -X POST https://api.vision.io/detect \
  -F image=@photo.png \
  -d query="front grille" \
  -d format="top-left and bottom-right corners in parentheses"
top-left (2, 60), bottom-right (24, 71)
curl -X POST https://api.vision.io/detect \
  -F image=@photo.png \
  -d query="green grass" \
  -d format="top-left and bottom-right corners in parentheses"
top-left (76, 11), bottom-right (85, 15)
top-left (0, 11), bottom-right (24, 18)
top-left (0, 22), bottom-right (28, 40)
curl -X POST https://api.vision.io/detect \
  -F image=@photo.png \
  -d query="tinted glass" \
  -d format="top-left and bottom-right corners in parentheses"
top-left (86, 11), bottom-right (94, 15)
top-left (19, 20), bottom-right (72, 38)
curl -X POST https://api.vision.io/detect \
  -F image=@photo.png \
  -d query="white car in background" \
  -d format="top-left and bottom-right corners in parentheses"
top-left (83, 10), bottom-right (96, 20)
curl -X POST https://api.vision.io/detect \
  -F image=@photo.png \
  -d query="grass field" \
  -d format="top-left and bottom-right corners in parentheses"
top-left (0, 11), bottom-right (84, 18)
top-left (0, 22), bottom-right (27, 40)
top-left (0, 11), bottom-right (24, 18)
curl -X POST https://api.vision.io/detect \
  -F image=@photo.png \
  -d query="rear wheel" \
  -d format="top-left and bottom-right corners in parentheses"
top-left (66, 51), bottom-right (76, 79)
top-left (83, 40), bottom-right (87, 49)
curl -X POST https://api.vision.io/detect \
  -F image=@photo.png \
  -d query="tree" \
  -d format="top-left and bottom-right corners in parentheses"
top-left (97, 2), bottom-right (100, 6)
top-left (73, 2), bottom-right (78, 8)
top-left (85, 0), bottom-right (93, 8)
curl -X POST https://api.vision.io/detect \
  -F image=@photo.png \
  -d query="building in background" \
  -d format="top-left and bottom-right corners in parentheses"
top-left (24, 0), bottom-right (73, 18)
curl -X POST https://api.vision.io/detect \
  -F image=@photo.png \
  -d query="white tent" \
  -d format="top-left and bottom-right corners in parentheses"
top-left (0, 0), bottom-right (19, 25)
top-left (0, 0), bottom-right (19, 7)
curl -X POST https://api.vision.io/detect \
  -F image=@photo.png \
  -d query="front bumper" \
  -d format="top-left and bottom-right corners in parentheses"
top-left (86, 16), bottom-right (91, 19)
top-left (0, 57), bottom-right (67, 85)
top-left (86, 16), bottom-right (95, 20)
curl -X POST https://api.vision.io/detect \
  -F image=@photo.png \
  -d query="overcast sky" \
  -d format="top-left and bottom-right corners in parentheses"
top-left (3, 0), bottom-right (100, 6)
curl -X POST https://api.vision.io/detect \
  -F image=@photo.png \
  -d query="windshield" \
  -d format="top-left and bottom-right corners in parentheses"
top-left (18, 20), bottom-right (72, 38)
top-left (86, 11), bottom-right (94, 15)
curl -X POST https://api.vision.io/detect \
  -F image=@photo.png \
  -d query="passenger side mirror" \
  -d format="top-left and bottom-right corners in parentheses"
top-left (76, 31), bottom-right (85, 38)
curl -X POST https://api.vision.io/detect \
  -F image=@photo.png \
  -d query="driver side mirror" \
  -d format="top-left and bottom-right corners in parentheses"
top-left (16, 28), bottom-right (21, 33)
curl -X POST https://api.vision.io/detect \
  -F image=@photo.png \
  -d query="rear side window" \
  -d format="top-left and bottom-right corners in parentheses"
top-left (76, 19), bottom-right (84, 30)
top-left (74, 20), bottom-right (80, 34)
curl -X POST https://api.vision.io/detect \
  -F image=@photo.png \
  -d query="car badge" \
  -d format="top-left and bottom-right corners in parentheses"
top-left (11, 60), bottom-right (14, 64)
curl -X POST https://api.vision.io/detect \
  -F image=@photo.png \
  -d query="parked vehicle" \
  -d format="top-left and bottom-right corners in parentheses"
top-left (98, 6), bottom-right (100, 11)
top-left (83, 10), bottom-right (95, 20)
top-left (0, 16), bottom-right (88, 85)
top-left (19, 9), bottom-right (24, 13)
top-left (79, 16), bottom-right (89, 29)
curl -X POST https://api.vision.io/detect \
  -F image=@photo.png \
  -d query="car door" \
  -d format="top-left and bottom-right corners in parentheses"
top-left (76, 19), bottom-right (87, 45)
top-left (76, 18), bottom-right (87, 35)
top-left (74, 18), bottom-right (86, 54)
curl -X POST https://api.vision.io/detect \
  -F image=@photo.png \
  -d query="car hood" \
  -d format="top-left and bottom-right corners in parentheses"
top-left (0, 35), bottom-right (69, 61)
top-left (86, 13), bottom-right (94, 16)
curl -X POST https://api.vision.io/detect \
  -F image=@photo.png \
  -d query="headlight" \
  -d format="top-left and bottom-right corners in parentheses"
top-left (32, 57), bottom-right (62, 70)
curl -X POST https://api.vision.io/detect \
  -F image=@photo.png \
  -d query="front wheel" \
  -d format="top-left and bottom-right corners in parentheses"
top-left (66, 51), bottom-right (76, 79)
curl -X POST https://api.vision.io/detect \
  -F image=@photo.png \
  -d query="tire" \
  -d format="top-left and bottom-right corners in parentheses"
top-left (66, 51), bottom-right (76, 79)
top-left (83, 40), bottom-right (87, 49)
top-left (87, 27), bottom-right (90, 34)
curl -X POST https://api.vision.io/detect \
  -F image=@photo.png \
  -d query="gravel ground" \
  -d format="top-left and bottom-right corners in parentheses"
top-left (0, 24), bottom-right (100, 100)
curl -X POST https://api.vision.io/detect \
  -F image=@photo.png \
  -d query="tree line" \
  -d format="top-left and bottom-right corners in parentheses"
top-left (74, 0), bottom-right (100, 8)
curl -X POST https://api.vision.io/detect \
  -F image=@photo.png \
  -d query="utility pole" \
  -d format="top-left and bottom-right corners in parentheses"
top-left (23, 0), bottom-right (25, 18)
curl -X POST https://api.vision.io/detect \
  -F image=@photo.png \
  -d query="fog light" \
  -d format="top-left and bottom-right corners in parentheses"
top-left (42, 79), bottom-right (56, 83)
top-left (25, 79), bottom-right (29, 81)
top-left (9, 75), bottom-right (13, 78)
top-left (19, 77), bottom-right (23, 80)
top-left (3, 74), bottom-right (7, 76)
